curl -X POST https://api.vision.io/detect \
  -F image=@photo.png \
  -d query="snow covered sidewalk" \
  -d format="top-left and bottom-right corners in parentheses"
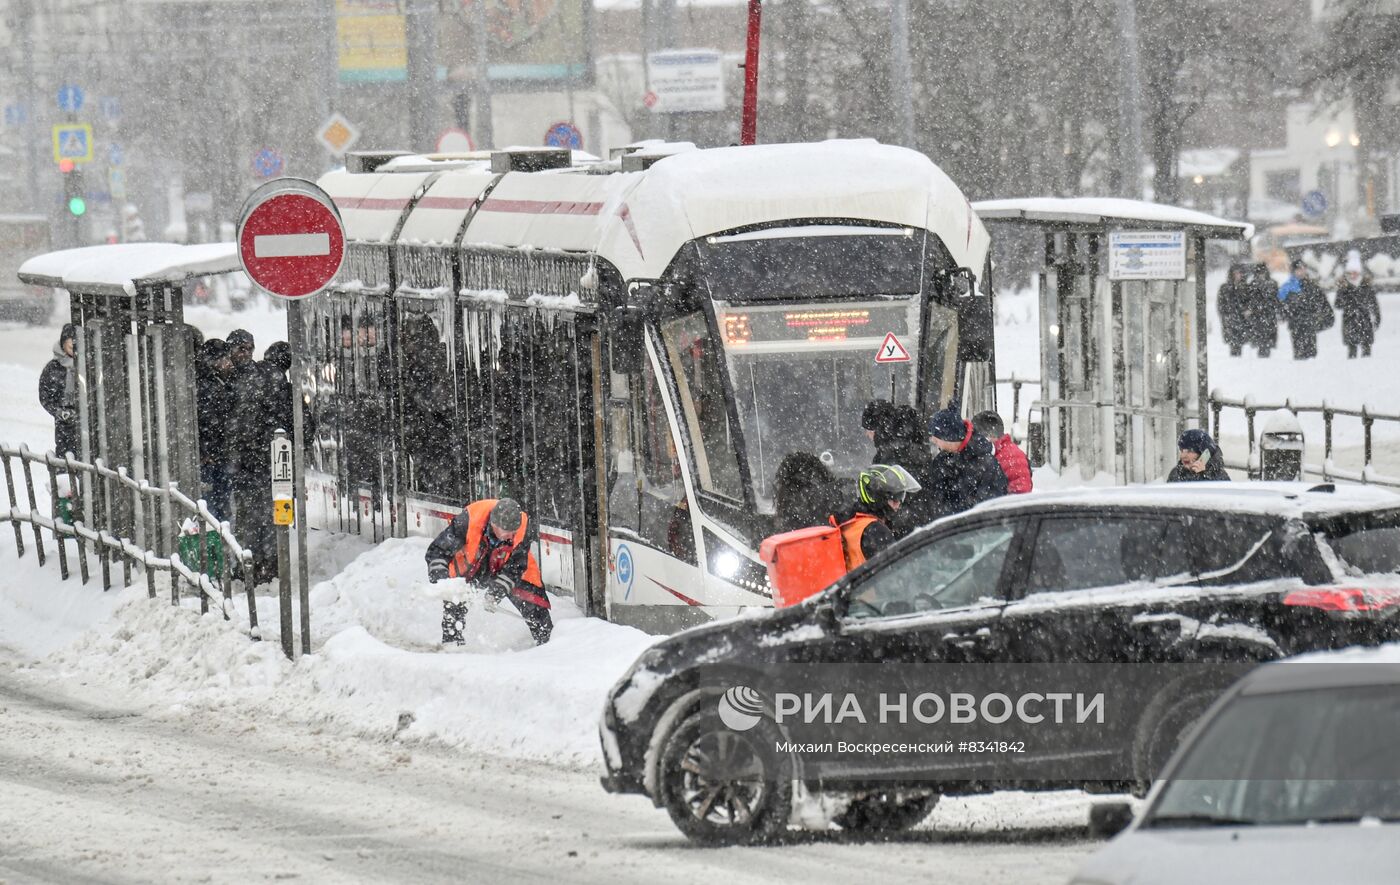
top-left (3, 532), bottom-right (659, 769)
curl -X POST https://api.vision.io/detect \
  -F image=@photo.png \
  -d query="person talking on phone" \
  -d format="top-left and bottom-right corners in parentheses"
top-left (1167, 429), bottom-right (1230, 482)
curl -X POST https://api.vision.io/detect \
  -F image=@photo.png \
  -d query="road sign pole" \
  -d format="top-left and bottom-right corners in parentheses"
top-left (289, 299), bottom-right (311, 656)
top-left (271, 429), bottom-right (295, 659)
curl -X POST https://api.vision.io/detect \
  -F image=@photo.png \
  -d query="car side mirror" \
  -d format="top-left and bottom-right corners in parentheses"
top-left (813, 584), bottom-right (849, 629)
top-left (1088, 801), bottom-right (1135, 839)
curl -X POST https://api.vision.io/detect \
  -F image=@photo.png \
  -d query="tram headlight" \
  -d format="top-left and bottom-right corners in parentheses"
top-left (714, 551), bottom-right (741, 580)
top-left (1049, 323), bottom-right (1060, 337)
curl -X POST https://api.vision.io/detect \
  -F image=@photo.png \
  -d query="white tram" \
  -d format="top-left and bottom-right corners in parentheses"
top-left (302, 140), bottom-right (995, 632)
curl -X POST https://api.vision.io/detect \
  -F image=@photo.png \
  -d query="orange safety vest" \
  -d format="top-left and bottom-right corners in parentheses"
top-left (448, 498), bottom-right (544, 590)
top-left (837, 513), bottom-right (879, 571)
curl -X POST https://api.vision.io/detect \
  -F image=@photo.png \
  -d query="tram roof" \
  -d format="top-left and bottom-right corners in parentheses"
top-left (973, 197), bottom-right (1253, 240)
top-left (319, 140), bottom-right (991, 282)
top-left (18, 242), bottom-right (241, 297)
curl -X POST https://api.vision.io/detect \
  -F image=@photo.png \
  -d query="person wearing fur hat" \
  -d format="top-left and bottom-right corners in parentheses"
top-left (38, 323), bottom-right (79, 458)
top-left (1334, 250), bottom-right (1381, 359)
top-left (1167, 429), bottom-right (1230, 482)
top-left (923, 407), bottom-right (1009, 518)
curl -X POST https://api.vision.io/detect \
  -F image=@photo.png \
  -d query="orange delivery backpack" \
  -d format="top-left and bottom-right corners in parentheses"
top-left (759, 523), bottom-right (849, 608)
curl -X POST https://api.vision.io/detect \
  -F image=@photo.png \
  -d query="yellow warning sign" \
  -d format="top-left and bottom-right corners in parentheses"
top-left (273, 498), bottom-right (295, 526)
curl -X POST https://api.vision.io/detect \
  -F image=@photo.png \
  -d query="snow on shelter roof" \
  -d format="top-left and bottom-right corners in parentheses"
top-left (973, 197), bottom-right (1253, 240)
top-left (18, 242), bottom-right (241, 296)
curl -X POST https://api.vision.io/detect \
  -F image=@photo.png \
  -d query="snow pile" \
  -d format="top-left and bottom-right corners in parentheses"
top-left (26, 535), bottom-right (660, 768)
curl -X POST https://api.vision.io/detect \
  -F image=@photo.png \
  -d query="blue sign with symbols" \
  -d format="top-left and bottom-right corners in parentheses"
top-left (108, 143), bottom-right (123, 165)
top-left (56, 84), bottom-right (85, 113)
top-left (253, 146), bottom-right (284, 179)
top-left (616, 543), bottom-right (635, 600)
top-left (544, 121), bottom-right (582, 150)
top-left (100, 96), bottom-right (120, 121)
top-left (1301, 190), bottom-right (1328, 218)
top-left (3, 104), bottom-right (26, 126)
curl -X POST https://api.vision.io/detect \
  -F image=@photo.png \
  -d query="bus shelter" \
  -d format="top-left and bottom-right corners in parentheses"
top-left (974, 198), bottom-right (1251, 484)
top-left (18, 243), bottom-right (241, 546)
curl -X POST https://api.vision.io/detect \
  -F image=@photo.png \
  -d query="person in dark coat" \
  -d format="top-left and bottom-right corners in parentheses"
top-left (38, 323), bottom-right (80, 458)
top-left (1217, 265), bottom-right (1250, 357)
top-left (861, 399), bottom-right (897, 453)
top-left (195, 339), bottom-right (237, 521)
top-left (1277, 260), bottom-right (1332, 360)
top-left (1334, 251), bottom-right (1381, 358)
top-left (878, 406), bottom-right (940, 537)
top-left (924, 407), bottom-right (1009, 518)
top-left (231, 341), bottom-right (294, 583)
top-left (1166, 429), bottom-right (1230, 483)
top-left (771, 452), bottom-right (842, 534)
top-left (1244, 263), bottom-right (1280, 356)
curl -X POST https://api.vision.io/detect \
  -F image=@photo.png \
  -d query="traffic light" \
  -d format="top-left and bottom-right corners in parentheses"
top-left (59, 158), bottom-right (86, 217)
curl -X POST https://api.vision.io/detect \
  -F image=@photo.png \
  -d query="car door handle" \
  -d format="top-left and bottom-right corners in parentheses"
top-left (942, 628), bottom-right (996, 652)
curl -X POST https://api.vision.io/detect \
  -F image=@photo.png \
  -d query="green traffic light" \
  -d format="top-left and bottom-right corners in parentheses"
top-left (68, 196), bottom-right (86, 217)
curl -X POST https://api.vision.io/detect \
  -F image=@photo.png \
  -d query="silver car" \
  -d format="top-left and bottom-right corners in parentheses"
top-left (1071, 650), bottom-right (1400, 885)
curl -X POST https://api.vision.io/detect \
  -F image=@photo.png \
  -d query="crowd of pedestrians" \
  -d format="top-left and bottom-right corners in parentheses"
top-left (1219, 251), bottom-right (1383, 361)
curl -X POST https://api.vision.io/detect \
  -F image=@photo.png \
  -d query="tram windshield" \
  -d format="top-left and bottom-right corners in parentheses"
top-left (717, 300), bottom-right (919, 510)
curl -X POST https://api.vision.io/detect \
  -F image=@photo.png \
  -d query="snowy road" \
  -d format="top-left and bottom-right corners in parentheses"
top-left (0, 661), bottom-right (1093, 884)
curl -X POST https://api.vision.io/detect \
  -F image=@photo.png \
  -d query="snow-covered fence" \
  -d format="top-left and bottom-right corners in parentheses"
top-left (1208, 392), bottom-right (1400, 489)
top-left (0, 443), bottom-right (256, 624)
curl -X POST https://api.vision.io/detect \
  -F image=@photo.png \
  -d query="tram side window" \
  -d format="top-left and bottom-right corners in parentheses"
top-left (658, 311), bottom-right (743, 503)
top-left (607, 356), bottom-right (640, 533)
top-left (401, 310), bottom-right (456, 500)
top-left (342, 306), bottom-right (390, 491)
top-left (638, 363), bottom-right (695, 563)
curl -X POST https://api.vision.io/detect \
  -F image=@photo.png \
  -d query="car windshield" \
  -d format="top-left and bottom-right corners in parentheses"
top-left (1319, 511), bottom-right (1400, 576)
top-left (1147, 684), bottom-right (1400, 827)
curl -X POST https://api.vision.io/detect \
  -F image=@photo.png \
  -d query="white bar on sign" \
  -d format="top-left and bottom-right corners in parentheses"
top-left (253, 232), bottom-right (330, 258)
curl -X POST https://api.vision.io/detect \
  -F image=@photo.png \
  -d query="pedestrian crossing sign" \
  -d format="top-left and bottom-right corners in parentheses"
top-left (52, 123), bottom-right (93, 164)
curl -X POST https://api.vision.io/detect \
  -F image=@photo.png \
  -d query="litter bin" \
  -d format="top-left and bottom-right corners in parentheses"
top-left (178, 518), bottom-right (224, 581)
top-left (1257, 409), bottom-right (1304, 481)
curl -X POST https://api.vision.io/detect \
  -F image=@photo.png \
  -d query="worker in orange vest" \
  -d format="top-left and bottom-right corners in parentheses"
top-left (834, 464), bottom-right (922, 570)
top-left (426, 497), bottom-right (553, 645)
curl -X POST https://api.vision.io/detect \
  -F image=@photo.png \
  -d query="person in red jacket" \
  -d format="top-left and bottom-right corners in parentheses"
top-left (426, 497), bottom-right (553, 645)
top-left (972, 411), bottom-right (1033, 494)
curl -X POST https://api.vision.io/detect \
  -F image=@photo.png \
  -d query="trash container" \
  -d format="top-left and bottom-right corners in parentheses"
top-left (1257, 409), bottom-right (1304, 481)
top-left (178, 518), bottom-right (224, 581)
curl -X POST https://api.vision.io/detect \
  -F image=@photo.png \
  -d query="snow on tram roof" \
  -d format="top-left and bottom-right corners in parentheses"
top-left (973, 196), bottom-right (1253, 239)
top-left (321, 140), bottom-right (990, 282)
top-left (18, 242), bottom-right (240, 296)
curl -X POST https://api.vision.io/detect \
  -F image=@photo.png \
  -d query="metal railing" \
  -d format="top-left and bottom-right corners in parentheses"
top-left (996, 375), bottom-right (1041, 429)
top-left (1207, 392), bottom-right (1400, 488)
top-left (0, 443), bottom-right (257, 625)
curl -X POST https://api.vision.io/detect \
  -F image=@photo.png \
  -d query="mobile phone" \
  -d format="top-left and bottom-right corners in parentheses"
top-left (1197, 449), bottom-right (1211, 467)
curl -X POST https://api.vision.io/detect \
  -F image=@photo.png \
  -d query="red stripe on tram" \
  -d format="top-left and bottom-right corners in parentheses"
top-left (647, 577), bottom-right (702, 607)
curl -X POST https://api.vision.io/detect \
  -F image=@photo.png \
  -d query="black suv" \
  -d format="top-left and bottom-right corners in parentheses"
top-left (599, 483), bottom-right (1400, 844)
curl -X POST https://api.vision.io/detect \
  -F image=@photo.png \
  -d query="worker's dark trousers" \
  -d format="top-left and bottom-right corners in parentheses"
top-left (441, 590), bottom-right (553, 646)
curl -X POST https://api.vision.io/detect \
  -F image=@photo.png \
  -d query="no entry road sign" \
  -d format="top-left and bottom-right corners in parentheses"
top-left (237, 179), bottom-right (344, 299)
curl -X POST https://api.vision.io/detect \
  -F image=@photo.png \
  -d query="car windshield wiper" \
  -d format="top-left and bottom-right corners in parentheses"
top-left (1271, 814), bottom-right (1400, 825)
top-left (1145, 813), bottom-right (1258, 829)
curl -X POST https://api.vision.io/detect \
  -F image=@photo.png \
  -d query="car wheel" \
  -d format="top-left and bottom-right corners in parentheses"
top-left (833, 792), bottom-right (938, 832)
top-left (659, 707), bottom-right (792, 845)
top-left (1131, 672), bottom-right (1236, 794)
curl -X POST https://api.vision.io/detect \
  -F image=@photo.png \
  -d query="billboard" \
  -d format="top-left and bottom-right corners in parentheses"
top-left (338, 0), bottom-right (409, 84)
top-left (454, 0), bottom-right (593, 89)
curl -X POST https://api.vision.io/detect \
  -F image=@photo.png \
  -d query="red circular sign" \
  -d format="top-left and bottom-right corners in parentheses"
top-left (238, 191), bottom-right (344, 299)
